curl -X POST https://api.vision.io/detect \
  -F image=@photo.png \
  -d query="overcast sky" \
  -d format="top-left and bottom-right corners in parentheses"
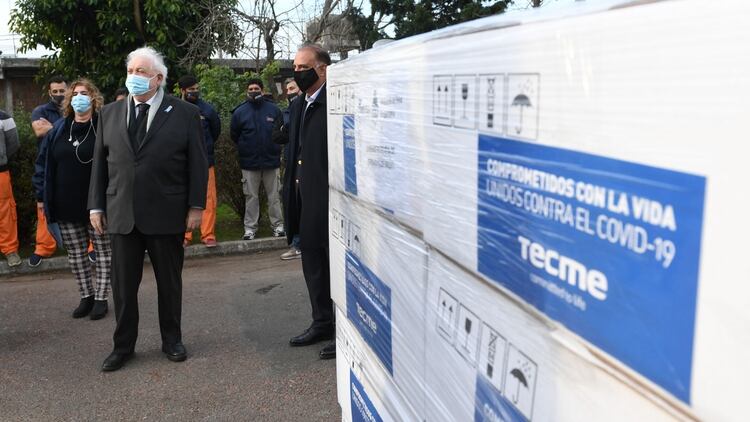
top-left (0, 0), bottom-right (577, 59)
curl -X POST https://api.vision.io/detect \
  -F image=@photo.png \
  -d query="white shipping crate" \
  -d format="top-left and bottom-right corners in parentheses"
top-left (341, 0), bottom-right (747, 416)
top-left (327, 41), bottom-right (427, 234)
top-left (425, 250), bottom-right (687, 422)
top-left (336, 307), bottom-right (421, 422)
top-left (327, 0), bottom-right (750, 419)
top-left (329, 190), bottom-right (428, 418)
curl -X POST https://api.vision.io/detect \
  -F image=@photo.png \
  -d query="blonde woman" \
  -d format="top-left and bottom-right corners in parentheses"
top-left (33, 79), bottom-right (112, 320)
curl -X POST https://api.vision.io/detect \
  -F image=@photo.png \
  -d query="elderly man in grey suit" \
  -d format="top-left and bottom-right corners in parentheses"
top-left (89, 46), bottom-right (208, 372)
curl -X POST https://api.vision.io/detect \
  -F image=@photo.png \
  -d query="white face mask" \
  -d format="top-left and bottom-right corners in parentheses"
top-left (71, 94), bottom-right (92, 113)
top-left (126, 74), bottom-right (157, 96)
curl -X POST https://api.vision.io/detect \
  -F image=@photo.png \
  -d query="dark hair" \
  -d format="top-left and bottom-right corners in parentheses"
top-left (283, 77), bottom-right (295, 86)
top-left (299, 43), bottom-right (331, 65)
top-left (114, 87), bottom-right (129, 98)
top-left (247, 78), bottom-right (264, 89)
top-left (47, 75), bottom-right (67, 89)
top-left (178, 75), bottom-right (198, 89)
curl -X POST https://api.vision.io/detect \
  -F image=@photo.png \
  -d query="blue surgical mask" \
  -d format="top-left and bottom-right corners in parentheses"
top-left (71, 94), bottom-right (92, 113)
top-left (125, 74), bottom-right (156, 96)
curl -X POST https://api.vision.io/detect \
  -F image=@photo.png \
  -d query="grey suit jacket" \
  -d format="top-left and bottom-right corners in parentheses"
top-left (88, 90), bottom-right (208, 235)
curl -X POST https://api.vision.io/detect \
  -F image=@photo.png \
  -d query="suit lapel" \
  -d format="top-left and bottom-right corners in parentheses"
top-left (289, 97), bottom-right (304, 157)
top-left (299, 84), bottom-right (327, 144)
top-left (138, 94), bottom-right (172, 152)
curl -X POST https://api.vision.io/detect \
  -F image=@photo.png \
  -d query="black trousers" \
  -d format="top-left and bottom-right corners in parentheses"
top-left (110, 228), bottom-right (184, 354)
top-left (300, 246), bottom-right (334, 330)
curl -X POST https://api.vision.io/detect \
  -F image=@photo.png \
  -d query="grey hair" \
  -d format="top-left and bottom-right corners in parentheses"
top-left (298, 43), bottom-right (331, 65)
top-left (126, 46), bottom-right (168, 88)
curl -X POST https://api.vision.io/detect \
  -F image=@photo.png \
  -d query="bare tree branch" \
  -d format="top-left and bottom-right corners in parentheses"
top-left (306, 0), bottom-right (341, 43)
top-left (175, 0), bottom-right (244, 69)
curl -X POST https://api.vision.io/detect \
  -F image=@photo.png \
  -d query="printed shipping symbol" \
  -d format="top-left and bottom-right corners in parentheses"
top-left (436, 84), bottom-right (450, 114)
top-left (509, 368), bottom-right (528, 404)
top-left (486, 331), bottom-right (498, 378)
top-left (437, 86), bottom-right (443, 112)
top-left (487, 78), bottom-right (496, 129)
top-left (437, 288), bottom-right (458, 341)
top-left (442, 299), bottom-right (454, 324)
top-left (511, 93), bottom-right (531, 134)
top-left (461, 83), bottom-right (469, 119)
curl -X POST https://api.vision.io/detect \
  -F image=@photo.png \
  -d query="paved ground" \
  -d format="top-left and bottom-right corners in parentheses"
top-left (0, 251), bottom-right (341, 421)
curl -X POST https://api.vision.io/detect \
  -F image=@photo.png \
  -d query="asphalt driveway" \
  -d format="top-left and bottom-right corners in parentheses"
top-left (0, 251), bottom-right (340, 421)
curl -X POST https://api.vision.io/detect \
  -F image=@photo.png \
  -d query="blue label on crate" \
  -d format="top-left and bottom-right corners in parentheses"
top-left (351, 370), bottom-right (384, 422)
top-left (346, 252), bottom-right (393, 374)
top-left (344, 115), bottom-right (358, 195)
top-left (477, 135), bottom-right (706, 403)
top-left (474, 375), bottom-right (527, 422)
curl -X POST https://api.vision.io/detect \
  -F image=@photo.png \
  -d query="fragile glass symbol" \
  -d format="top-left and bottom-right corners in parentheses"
top-left (462, 317), bottom-right (472, 351)
top-left (511, 93), bottom-right (532, 134)
top-left (461, 83), bottom-right (469, 119)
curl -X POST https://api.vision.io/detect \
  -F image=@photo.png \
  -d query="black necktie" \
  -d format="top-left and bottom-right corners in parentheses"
top-left (134, 103), bottom-right (150, 150)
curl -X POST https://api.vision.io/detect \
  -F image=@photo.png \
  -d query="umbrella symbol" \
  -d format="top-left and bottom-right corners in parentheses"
top-left (511, 93), bottom-right (532, 134)
top-left (509, 368), bottom-right (528, 404)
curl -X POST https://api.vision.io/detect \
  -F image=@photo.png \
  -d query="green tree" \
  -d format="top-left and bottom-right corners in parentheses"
top-left (10, 0), bottom-right (243, 97)
top-left (351, 0), bottom-right (510, 46)
top-left (183, 63), bottom-right (280, 220)
top-left (8, 109), bottom-right (41, 251)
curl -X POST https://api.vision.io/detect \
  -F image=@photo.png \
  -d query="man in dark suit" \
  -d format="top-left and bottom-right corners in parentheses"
top-left (89, 46), bottom-right (208, 372)
top-left (283, 44), bottom-right (335, 360)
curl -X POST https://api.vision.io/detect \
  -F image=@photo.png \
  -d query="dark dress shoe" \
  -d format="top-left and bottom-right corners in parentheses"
top-left (162, 342), bottom-right (187, 362)
top-left (289, 327), bottom-right (334, 347)
top-left (89, 300), bottom-right (108, 320)
top-left (101, 352), bottom-right (133, 372)
top-left (72, 296), bottom-right (95, 318)
top-left (319, 341), bottom-right (336, 360)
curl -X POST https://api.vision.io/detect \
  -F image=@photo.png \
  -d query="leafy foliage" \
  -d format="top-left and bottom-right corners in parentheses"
top-left (351, 0), bottom-right (511, 47)
top-left (185, 63), bottom-right (280, 220)
top-left (8, 109), bottom-right (41, 250)
top-left (10, 0), bottom-right (243, 97)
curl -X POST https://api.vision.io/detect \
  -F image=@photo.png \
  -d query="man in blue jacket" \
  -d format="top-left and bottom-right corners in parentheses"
top-left (29, 75), bottom-right (68, 267)
top-left (179, 75), bottom-right (221, 247)
top-left (230, 78), bottom-right (284, 240)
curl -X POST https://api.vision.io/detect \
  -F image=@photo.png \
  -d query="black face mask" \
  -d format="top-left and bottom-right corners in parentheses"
top-left (185, 91), bottom-right (200, 103)
top-left (51, 95), bottom-right (65, 105)
top-left (294, 68), bottom-right (319, 92)
top-left (247, 92), bottom-right (262, 103)
top-left (287, 93), bottom-right (299, 102)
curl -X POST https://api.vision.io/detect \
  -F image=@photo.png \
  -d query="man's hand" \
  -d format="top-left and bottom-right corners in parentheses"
top-left (90, 212), bottom-right (107, 235)
top-left (186, 208), bottom-right (203, 231)
top-left (32, 118), bottom-right (53, 138)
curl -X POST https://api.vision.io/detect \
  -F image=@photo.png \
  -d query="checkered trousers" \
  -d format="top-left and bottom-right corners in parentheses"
top-left (58, 222), bottom-right (112, 301)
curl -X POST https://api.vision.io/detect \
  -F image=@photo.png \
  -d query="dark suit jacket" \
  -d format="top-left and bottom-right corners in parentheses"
top-left (88, 91), bottom-right (208, 235)
top-left (282, 84), bottom-right (328, 249)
